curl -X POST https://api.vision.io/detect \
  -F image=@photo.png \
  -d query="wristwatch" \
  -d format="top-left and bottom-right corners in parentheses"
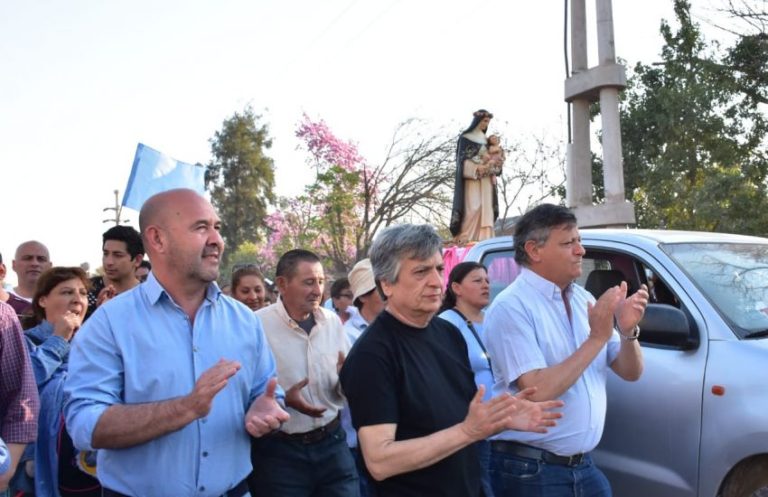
top-left (619, 325), bottom-right (641, 341)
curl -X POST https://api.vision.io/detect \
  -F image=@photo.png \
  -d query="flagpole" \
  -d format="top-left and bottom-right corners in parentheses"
top-left (103, 189), bottom-right (129, 225)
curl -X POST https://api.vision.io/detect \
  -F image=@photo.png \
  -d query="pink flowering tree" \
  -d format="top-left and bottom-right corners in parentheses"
top-left (266, 114), bottom-right (457, 275)
top-left (291, 114), bottom-right (366, 273)
top-left (260, 197), bottom-right (322, 273)
top-left (296, 114), bottom-right (365, 173)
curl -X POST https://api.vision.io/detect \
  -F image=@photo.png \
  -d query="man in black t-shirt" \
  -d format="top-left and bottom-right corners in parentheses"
top-left (340, 224), bottom-right (563, 497)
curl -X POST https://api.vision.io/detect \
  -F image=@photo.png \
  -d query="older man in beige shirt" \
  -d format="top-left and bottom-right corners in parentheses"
top-left (250, 249), bottom-right (357, 497)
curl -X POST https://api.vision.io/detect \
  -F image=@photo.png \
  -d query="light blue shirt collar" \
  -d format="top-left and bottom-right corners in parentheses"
top-left (142, 271), bottom-right (222, 307)
top-left (519, 267), bottom-right (573, 302)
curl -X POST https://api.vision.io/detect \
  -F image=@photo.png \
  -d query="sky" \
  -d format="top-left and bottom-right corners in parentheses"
top-left (0, 0), bottom-right (725, 285)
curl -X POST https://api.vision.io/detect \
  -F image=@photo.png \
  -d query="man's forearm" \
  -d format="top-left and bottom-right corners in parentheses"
top-left (610, 339), bottom-right (643, 381)
top-left (0, 443), bottom-right (26, 490)
top-left (91, 397), bottom-right (197, 449)
top-left (360, 423), bottom-right (474, 481)
top-left (517, 336), bottom-right (606, 401)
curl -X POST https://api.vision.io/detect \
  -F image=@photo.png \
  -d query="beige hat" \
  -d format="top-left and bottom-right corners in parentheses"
top-left (349, 258), bottom-right (376, 302)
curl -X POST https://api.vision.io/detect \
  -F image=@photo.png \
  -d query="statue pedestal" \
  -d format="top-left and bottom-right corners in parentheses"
top-left (571, 201), bottom-right (636, 228)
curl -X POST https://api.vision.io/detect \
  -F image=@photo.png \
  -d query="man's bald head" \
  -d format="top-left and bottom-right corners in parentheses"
top-left (13, 240), bottom-right (52, 296)
top-left (139, 189), bottom-right (208, 236)
top-left (15, 240), bottom-right (49, 261)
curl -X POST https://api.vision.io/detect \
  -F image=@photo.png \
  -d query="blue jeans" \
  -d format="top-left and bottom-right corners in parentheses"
top-left (478, 440), bottom-right (495, 497)
top-left (490, 449), bottom-right (611, 497)
top-left (350, 447), bottom-right (372, 497)
top-left (249, 424), bottom-right (359, 497)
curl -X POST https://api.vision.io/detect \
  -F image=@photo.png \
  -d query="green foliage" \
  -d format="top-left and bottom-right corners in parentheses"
top-left (218, 241), bottom-right (260, 287)
top-left (617, 0), bottom-right (768, 234)
top-left (267, 165), bottom-right (363, 277)
top-left (264, 196), bottom-right (319, 272)
top-left (206, 107), bottom-right (276, 263)
top-left (310, 164), bottom-right (362, 274)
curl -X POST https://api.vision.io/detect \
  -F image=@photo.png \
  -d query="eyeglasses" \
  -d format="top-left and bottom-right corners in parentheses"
top-left (232, 263), bottom-right (260, 273)
top-left (339, 292), bottom-right (354, 299)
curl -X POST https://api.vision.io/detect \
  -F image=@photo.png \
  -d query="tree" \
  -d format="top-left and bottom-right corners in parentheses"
top-left (496, 135), bottom-right (566, 224)
top-left (712, 1), bottom-right (768, 35)
top-left (351, 118), bottom-right (456, 258)
top-left (205, 107), bottom-right (276, 263)
top-left (711, 1), bottom-right (768, 107)
top-left (617, 0), bottom-right (768, 233)
top-left (267, 115), bottom-right (456, 275)
top-left (294, 115), bottom-right (366, 274)
top-left (262, 115), bottom-right (565, 274)
top-left (218, 241), bottom-right (260, 286)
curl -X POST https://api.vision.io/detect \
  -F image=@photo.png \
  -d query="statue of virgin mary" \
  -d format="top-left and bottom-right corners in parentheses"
top-left (449, 109), bottom-right (500, 243)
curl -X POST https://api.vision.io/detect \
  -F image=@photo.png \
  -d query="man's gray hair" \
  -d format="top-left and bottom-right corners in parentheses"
top-left (369, 224), bottom-right (442, 286)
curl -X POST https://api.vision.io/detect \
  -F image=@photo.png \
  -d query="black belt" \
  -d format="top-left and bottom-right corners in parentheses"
top-left (491, 441), bottom-right (586, 467)
top-left (102, 479), bottom-right (248, 497)
top-left (274, 414), bottom-right (341, 444)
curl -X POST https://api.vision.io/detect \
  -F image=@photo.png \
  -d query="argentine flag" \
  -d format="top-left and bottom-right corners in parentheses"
top-left (122, 143), bottom-right (206, 211)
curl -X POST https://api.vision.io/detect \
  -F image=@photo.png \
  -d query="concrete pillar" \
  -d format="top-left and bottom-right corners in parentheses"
top-left (568, 100), bottom-right (593, 206)
top-left (600, 88), bottom-right (625, 203)
top-left (596, 0), bottom-right (616, 63)
top-left (596, 0), bottom-right (625, 203)
top-left (567, 0), bottom-right (592, 208)
top-left (564, 0), bottom-right (635, 226)
top-left (571, 0), bottom-right (588, 71)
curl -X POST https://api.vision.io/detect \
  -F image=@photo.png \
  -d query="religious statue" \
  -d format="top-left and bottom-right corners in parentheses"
top-left (449, 109), bottom-right (505, 244)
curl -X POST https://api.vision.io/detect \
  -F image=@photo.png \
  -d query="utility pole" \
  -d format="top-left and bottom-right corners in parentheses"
top-left (103, 189), bottom-right (129, 225)
top-left (565, 0), bottom-right (636, 227)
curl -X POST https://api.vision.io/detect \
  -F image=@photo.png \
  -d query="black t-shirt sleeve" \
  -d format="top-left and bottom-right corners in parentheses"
top-left (341, 340), bottom-right (399, 430)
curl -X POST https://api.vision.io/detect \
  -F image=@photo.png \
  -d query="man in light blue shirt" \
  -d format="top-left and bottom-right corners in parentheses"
top-left (484, 204), bottom-right (647, 497)
top-left (64, 189), bottom-right (289, 497)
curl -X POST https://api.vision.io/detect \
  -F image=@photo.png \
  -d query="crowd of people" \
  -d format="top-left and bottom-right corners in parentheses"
top-left (0, 189), bottom-right (648, 497)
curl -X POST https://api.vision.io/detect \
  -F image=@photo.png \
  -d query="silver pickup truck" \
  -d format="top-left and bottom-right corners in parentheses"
top-left (464, 229), bottom-right (768, 497)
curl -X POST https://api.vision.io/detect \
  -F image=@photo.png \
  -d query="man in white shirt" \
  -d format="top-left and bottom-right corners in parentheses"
top-left (251, 249), bottom-right (357, 497)
top-left (484, 203), bottom-right (648, 497)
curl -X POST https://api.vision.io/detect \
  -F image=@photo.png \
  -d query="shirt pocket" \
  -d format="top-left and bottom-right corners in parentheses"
top-left (315, 352), bottom-right (341, 397)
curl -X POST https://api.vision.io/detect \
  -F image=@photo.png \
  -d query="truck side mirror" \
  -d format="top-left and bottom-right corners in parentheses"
top-left (639, 303), bottom-right (698, 350)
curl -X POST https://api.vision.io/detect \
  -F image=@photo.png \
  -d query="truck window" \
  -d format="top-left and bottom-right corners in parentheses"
top-left (480, 249), bottom-right (520, 302)
top-left (664, 242), bottom-right (768, 338)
